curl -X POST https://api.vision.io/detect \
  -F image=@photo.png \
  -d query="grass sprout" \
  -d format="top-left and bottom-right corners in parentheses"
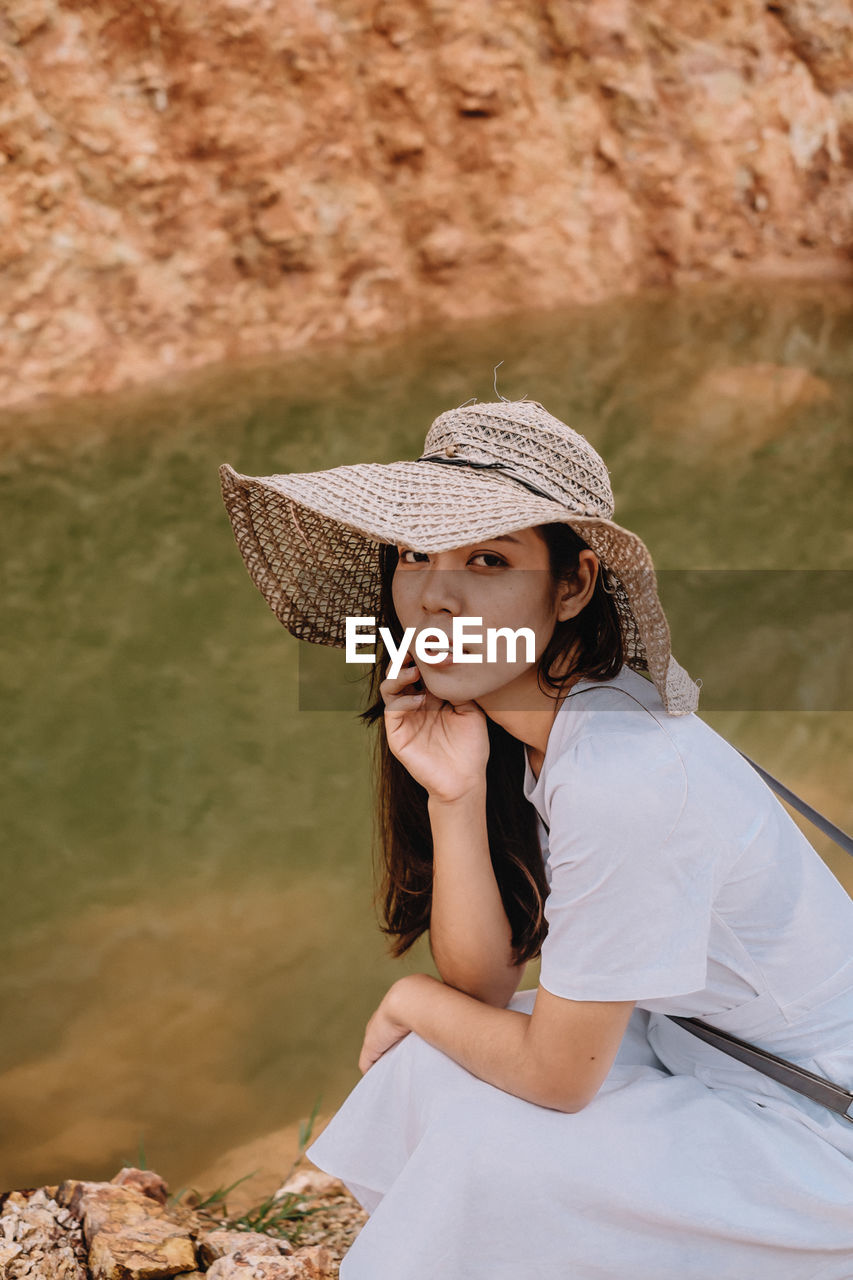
top-left (119, 1134), bottom-right (148, 1172)
top-left (167, 1095), bottom-right (326, 1246)
top-left (228, 1188), bottom-right (318, 1240)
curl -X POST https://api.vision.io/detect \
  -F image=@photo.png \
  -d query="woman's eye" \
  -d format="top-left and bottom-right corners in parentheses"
top-left (470, 553), bottom-right (506, 568)
top-left (398, 549), bottom-right (506, 567)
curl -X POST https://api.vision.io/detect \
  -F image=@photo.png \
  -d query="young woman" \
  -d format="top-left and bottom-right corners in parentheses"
top-left (220, 399), bottom-right (853, 1279)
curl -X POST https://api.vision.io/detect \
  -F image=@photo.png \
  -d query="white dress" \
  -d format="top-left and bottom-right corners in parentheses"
top-left (307, 665), bottom-right (853, 1279)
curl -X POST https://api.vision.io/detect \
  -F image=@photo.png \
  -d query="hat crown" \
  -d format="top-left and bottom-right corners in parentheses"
top-left (421, 400), bottom-right (614, 520)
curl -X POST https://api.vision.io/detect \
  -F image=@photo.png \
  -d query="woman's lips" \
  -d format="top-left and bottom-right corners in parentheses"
top-left (428, 648), bottom-right (479, 667)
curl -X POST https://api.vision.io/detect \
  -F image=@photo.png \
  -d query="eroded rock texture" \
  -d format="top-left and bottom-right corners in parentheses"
top-left (0, 1187), bottom-right (88, 1279)
top-left (1, 0), bottom-right (851, 406)
top-left (56, 1179), bottom-right (198, 1278)
top-left (0, 1171), bottom-right (339, 1279)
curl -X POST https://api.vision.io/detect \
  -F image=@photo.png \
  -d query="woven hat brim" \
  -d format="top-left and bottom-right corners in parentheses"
top-left (219, 461), bottom-right (700, 716)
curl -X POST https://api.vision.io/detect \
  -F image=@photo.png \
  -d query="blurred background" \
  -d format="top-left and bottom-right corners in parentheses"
top-left (1, 1), bottom-right (851, 1196)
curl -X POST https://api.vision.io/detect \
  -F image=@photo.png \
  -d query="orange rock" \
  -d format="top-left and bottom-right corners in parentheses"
top-left (198, 1228), bottom-right (292, 1266)
top-left (274, 1171), bottom-right (347, 1200)
top-left (110, 1166), bottom-right (170, 1207)
top-left (206, 1245), bottom-right (334, 1279)
top-left (1, 0), bottom-right (851, 408)
top-left (56, 1180), bottom-right (197, 1279)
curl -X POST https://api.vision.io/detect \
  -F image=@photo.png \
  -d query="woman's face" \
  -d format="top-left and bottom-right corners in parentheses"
top-left (390, 527), bottom-right (598, 710)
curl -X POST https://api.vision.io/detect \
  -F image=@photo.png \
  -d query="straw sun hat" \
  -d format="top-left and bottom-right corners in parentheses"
top-left (219, 398), bottom-right (701, 716)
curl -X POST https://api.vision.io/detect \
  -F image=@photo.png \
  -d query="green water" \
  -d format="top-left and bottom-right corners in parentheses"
top-left (1, 280), bottom-right (851, 1192)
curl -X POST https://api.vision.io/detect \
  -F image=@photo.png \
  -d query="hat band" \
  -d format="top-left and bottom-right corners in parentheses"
top-left (416, 452), bottom-right (566, 506)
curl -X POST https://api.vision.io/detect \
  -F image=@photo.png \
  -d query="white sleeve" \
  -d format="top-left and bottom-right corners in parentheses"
top-left (537, 727), bottom-right (714, 1002)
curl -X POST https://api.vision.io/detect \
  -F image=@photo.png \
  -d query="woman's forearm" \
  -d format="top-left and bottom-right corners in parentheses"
top-left (386, 973), bottom-right (580, 1111)
top-left (428, 788), bottom-right (525, 1006)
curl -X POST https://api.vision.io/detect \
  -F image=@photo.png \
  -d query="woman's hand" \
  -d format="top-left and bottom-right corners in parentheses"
top-left (379, 653), bottom-right (490, 802)
top-left (358, 975), bottom-right (444, 1074)
top-left (358, 979), bottom-right (412, 1074)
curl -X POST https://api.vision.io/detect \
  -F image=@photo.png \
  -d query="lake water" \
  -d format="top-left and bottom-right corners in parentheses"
top-left (1, 279), bottom-right (851, 1192)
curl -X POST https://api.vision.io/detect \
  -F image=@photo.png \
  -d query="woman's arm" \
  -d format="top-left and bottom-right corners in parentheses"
top-left (361, 973), bottom-right (635, 1112)
top-left (377, 658), bottom-right (523, 1005)
top-left (428, 788), bottom-right (527, 1008)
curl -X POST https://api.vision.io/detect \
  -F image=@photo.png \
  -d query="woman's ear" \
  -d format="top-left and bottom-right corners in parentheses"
top-left (556, 551), bottom-right (599, 622)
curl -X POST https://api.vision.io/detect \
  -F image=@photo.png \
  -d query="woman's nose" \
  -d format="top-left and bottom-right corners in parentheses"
top-left (417, 567), bottom-right (467, 619)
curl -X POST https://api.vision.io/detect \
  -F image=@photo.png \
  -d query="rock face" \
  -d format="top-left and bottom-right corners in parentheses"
top-left (1, 0), bottom-right (851, 407)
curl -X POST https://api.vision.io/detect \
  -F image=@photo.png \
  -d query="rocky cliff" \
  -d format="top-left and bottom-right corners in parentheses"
top-left (1, 0), bottom-right (851, 408)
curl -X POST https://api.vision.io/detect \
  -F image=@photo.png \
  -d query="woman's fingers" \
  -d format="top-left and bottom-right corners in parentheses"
top-left (379, 660), bottom-right (421, 704)
top-left (382, 658), bottom-right (418, 683)
top-left (385, 692), bottom-right (426, 717)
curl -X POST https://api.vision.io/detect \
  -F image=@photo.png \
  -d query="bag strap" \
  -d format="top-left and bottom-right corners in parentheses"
top-left (666, 1016), bottom-right (853, 1122)
top-left (530, 694), bottom-right (853, 1114)
top-left (669, 753), bottom-right (853, 1121)
top-left (737, 751), bottom-right (853, 857)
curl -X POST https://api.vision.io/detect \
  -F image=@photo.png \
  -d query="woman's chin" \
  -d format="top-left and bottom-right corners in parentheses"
top-left (421, 667), bottom-right (511, 704)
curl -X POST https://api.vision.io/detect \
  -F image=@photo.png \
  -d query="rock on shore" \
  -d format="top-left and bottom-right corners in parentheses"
top-left (0, 1165), bottom-right (357, 1279)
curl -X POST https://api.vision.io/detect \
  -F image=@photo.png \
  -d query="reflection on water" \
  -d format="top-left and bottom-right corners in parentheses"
top-left (0, 280), bottom-right (851, 1191)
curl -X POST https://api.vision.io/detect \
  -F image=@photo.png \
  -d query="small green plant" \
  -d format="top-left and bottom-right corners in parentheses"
top-left (119, 1134), bottom-right (148, 1172)
top-left (168, 1094), bottom-right (326, 1243)
top-left (228, 1188), bottom-right (317, 1240)
top-left (191, 1170), bottom-right (261, 1213)
top-left (167, 1169), bottom-right (258, 1212)
top-left (297, 1096), bottom-right (322, 1157)
top-left (276, 1093), bottom-right (323, 1188)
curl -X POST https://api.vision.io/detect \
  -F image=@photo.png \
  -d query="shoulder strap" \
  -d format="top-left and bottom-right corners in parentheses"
top-left (534, 706), bottom-right (853, 857)
top-left (738, 751), bottom-right (853, 857)
top-left (666, 1015), bottom-right (853, 1121)
top-left (668, 751), bottom-right (853, 1119)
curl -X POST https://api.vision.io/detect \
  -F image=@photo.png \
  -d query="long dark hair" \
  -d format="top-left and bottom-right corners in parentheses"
top-left (358, 523), bottom-right (625, 965)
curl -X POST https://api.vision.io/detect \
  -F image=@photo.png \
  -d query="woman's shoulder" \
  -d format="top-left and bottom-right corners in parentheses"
top-left (537, 665), bottom-right (803, 865)
top-left (544, 668), bottom-right (689, 786)
top-left (542, 665), bottom-right (770, 810)
top-left (540, 680), bottom-right (690, 842)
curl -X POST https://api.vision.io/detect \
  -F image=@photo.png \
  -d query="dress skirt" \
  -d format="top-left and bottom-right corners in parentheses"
top-left (306, 989), bottom-right (853, 1280)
